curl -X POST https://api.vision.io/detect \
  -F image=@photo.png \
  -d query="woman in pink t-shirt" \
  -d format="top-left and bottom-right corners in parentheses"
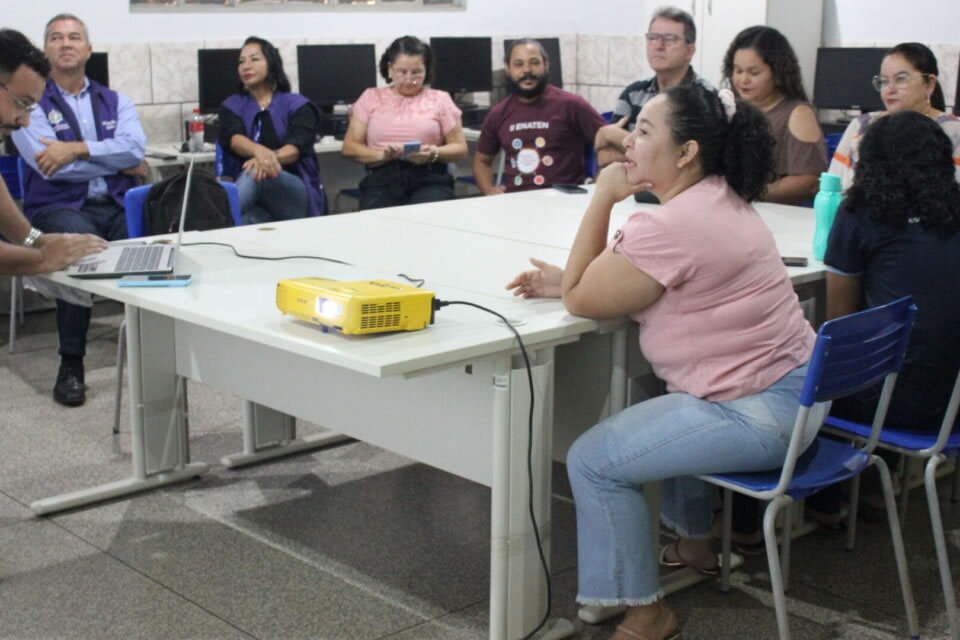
top-left (341, 36), bottom-right (467, 210)
top-left (507, 85), bottom-right (815, 640)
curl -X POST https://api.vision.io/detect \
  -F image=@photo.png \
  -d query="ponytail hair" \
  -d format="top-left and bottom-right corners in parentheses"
top-left (662, 83), bottom-right (776, 202)
top-left (886, 42), bottom-right (945, 111)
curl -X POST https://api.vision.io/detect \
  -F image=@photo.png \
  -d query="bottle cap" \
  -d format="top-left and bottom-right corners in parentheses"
top-left (819, 172), bottom-right (841, 192)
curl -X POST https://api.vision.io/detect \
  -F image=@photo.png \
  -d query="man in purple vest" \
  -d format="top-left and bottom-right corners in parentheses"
top-left (12, 14), bottom-right (146, 407)
top-left (0, 29), bottom-right (106, 278)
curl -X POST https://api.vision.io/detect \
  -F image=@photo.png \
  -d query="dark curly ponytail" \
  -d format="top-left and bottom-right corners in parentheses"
top-left (663, 84), bottom-right (776, 202)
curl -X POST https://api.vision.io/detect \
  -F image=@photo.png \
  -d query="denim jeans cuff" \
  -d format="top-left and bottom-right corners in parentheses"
top-left (660, 513), bottom-right (711, 539)
top-left (576, 590), bottom-right (664, 607)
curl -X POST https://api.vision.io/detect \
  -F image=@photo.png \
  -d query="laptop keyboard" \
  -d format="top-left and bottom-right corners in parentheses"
top-left (115, 245), bottom-right (166, 272)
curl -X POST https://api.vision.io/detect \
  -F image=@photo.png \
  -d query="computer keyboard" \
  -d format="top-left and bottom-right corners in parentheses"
top-left (116, 245), bottom-right (166, 272)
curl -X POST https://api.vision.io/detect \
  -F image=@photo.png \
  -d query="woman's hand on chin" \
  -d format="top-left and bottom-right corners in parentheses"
top-left (594, 162), bottom-right (653, 204)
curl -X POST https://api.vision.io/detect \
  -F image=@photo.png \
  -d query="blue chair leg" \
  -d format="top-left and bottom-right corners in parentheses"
top-left (763, 495), bottom-right (793, 640)
top-left (875, 456), bottom-right (920, 639)
top-left (926, 454), bottom-right (959, 640)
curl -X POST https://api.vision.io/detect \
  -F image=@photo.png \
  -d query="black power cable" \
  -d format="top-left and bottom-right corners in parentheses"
top-left (434, 298), bottom-right (552, 640)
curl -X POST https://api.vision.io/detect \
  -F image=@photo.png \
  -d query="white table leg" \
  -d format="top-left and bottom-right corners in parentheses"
top-left (221, 401), bottom-right (351, 468)
top-left (490, 349), bottom-right (575, 640)
top-left (31, 306), bottom-right (208, 515)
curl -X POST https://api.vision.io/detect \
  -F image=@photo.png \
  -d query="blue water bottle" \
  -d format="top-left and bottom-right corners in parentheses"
top-left (812, 172), bottom-right (842, 260)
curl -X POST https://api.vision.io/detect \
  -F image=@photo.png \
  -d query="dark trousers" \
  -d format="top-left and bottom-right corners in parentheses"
top-left (31, 199), bottom-right (128, 358)
top-left (358, 161), bottom-right (454, 211)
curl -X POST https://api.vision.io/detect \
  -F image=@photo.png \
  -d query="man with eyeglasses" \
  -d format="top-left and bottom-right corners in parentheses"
top-left (595, 7), bottom-right (714, 169)
top-left (0, 29), bottom-right (106, 279)
top-left (473, 38), bottom-right (605, 194)
top-left (12, 13), bottom-right (146, 407)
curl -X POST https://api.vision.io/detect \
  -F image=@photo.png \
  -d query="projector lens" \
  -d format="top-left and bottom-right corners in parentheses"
top-left (318, 298), bottom-right (343, 318)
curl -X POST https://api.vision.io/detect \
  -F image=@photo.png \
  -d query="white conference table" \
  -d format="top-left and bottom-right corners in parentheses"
top-left (35, 187), bottom-right (822, 640)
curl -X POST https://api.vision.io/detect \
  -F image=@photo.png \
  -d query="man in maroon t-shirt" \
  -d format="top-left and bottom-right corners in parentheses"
top-left (473, 39), bottom-right (605, 194)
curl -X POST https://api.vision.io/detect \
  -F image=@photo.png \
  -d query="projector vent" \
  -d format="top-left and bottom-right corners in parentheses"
top-left (361, 301), bottom-right (401, 314)
top-left (361, 314), bottom-right (401, 329)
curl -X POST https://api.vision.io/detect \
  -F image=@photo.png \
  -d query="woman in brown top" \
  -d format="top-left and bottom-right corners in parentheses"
top-left (723, 26), bottom-right (826, 205)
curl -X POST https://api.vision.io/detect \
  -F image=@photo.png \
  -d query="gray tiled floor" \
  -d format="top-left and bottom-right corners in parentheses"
top-left (1, 303), bottom-right (958, 639)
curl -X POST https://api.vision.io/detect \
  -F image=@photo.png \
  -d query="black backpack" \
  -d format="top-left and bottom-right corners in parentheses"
top-left (144, 169), bottom-right (234, 236)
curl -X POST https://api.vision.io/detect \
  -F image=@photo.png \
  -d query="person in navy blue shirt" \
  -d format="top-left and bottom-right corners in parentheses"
top-left (13, 14), bottom-right (146, 407)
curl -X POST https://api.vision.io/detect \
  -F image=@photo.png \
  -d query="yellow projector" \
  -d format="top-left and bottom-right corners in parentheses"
top-left (276, 277), bottom-right (435, 334)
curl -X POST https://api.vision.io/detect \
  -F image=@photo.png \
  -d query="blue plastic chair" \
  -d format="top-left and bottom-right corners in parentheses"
top-left (825, 132), bottom-right (843, 164)
top-left (824, 369), bottom-right (960, 639)
top-left (113, 179), bottom-right (240, 434)
top-left (701, 296), bottom-right (920, 640)
top-left (123, 181), bottom-right (241, 238)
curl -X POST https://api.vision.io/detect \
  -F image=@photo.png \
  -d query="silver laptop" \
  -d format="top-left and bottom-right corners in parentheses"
top-left (66, 155), bottom-right (196, 279)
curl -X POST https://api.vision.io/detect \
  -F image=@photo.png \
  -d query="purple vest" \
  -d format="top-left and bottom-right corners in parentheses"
top-left (22, 78), bottom-right (140, 219)
top-left (222, 92), bottom-right (326, 216)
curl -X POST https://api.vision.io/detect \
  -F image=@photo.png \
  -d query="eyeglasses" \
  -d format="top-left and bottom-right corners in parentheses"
top-left (645, 33), bottom-right (683, 45)
top-left (872, 71), bottom-right (928, 92)
top-left (391, 69), bottom-right (426, 80)
top-left (0, 79), bottom-right (36, 115)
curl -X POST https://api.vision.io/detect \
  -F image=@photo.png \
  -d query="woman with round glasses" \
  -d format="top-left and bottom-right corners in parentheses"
top-left (342, 35), bottom-right (467, 210)
top-left (722, 26), bottom-right (826, 205)
top-left (828, 42), bottom-right (960, 191)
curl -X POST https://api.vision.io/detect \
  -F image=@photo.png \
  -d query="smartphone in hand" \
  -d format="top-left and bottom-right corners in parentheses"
top-left (402, 141), bottom-right (421, 158)
top-left (118, 274), bottom-right (193, 287)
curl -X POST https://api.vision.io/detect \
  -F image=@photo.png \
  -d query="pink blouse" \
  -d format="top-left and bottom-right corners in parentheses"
top-left (351, 86), bottom-right (461, 149)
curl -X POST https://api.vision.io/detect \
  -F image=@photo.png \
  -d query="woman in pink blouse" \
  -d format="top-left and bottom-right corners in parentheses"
top-left (507, 84), bottom-right (814, 640)
top-left (341, 36), bottom-right (467, 210)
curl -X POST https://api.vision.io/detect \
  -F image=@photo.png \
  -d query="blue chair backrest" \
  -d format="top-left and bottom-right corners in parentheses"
top-left (584, 144), bottom-right (598, 179)
top-left (825, 132), bottom-right (842, 164)
top-left (124, 181), bottom-right (241, 239)
top-left (799, 295), bottom-right (917, 408)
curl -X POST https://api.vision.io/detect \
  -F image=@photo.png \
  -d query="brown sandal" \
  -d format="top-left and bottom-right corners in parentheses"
top-left (658, 539), bottom-right (720, 576)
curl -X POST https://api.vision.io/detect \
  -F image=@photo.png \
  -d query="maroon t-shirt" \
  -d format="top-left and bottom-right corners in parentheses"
top-left (478, 85), bottom-right (604, 192)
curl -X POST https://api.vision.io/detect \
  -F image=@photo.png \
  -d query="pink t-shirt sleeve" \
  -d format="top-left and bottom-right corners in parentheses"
top-left (350, 88), bottom-right (378, 125)
top-left (611, 211), bottom-right (695, 289)
top-left (435, 91), bottom-right (462, 135)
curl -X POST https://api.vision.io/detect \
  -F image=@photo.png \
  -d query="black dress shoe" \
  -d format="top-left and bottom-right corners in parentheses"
top-left (53, 362), bottom-right (85, 406)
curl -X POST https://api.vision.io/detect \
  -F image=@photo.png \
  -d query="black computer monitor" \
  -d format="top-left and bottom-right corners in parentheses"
top-left (503, 38), bottom-right (562, 88)
top-left (197, 48), bottom-right (241, 114)
top-left (297, 44), bottom-right (376, 110)
top-left (87, 52), bottom-right (109, 88)
top-left (429, 37), bottom-right (493, 95)
top-left (813, 47), bottom-right (888, 112)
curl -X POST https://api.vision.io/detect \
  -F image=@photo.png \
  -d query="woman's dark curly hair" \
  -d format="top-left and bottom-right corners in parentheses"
top-left (663, 84), bottom-right (776, 202)
top-left (885, 42), bottom-right (945, 111)
top-left (846, 110), bottom-right (960, 237)
top-left (237, 36), bottom-right (291, 93)
top-left (722, 26), bottom-right (807, 102)
top-left (379, 36), bottom-right (432, 84)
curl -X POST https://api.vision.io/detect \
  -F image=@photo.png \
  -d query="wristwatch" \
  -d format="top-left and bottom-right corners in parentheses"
top-left (23, 227), bottom-right (43, 248)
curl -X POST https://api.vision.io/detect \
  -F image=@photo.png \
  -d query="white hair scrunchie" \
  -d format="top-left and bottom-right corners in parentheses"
top-left (718, 88), bottom-right (737, 122)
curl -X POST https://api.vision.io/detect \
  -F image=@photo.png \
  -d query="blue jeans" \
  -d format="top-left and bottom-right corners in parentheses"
top-left (236, 169), bottom-right (309, 224)
top-left (32, 200), bottom-right (127, 358)
top-left (567, 363), bottom-right (808, 606)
